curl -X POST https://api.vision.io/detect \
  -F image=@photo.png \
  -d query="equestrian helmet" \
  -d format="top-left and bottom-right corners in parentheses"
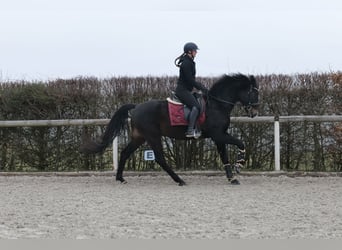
top-left (183, 42), bottom-right (199, 53)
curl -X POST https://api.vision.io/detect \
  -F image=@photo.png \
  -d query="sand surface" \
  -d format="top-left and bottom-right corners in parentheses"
top-left (0, 175), bottom-right (341, 239)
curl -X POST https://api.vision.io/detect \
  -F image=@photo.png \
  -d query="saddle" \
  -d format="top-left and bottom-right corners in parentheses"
top-left (167, 92), bottom-right (206, 126)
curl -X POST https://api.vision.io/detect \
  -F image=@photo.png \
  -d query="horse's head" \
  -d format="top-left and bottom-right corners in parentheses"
top-left (209, 74), bottom-right (259, 117)
top-left (238, 75), bottom-right (259, 118)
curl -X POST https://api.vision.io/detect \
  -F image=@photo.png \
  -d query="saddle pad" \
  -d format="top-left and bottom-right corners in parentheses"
top-left (167, 98), bottom-right (206, 126)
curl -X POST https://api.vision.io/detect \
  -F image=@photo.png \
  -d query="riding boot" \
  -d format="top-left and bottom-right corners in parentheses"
top-left (185, 107), bottom-right (199, 138)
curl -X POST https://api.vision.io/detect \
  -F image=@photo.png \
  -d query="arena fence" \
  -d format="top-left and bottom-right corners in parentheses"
top-left (1, 115), bottom-right (341, 172)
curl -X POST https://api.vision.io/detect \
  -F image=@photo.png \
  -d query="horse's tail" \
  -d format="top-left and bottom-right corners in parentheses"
top-left (80, 104), bottom-right (136, 154)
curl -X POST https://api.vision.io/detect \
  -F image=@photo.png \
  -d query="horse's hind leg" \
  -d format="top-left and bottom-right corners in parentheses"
top-left (146, 137), bottom-right (186, 186)
top-left (116, 137), bottom-right (145, 183)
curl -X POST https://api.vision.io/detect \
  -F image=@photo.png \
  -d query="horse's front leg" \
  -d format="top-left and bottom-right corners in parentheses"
top-left (214, 132), bottom-right (246, 165)
top-left (216, 143), bottom-right (240, 185)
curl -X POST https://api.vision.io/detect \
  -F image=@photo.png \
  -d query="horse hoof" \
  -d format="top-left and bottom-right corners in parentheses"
top-left (178, 180), bottom-right (186, 186)
top-left (116, 178), bottom-right (127, 184)
top-left (229, 178), bottom-right (240, 185)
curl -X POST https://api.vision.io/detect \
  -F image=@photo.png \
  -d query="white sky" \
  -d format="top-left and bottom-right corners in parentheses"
top-left (1, 0), bottom-right (342, 80)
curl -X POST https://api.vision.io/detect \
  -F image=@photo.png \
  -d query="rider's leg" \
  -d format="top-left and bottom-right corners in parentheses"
top-left (185, 106), bottom-right (199, 137)
top-left (175, 86), bottom-right (202, 138)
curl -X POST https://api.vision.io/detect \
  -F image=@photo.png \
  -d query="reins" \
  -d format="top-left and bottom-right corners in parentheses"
top-left (207, 85), bottom-right (259, 108)
top-left (207, 94), bottom-right (235, 106)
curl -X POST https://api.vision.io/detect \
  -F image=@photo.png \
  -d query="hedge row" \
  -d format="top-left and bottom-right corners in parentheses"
top-left (0, 72), bottom-right (341, 172)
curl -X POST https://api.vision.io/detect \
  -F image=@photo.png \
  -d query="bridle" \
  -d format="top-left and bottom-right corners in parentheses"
top-left (245, 85), bottom-right (259, 110)
top-left (208, 84), bottom-right (259, 110)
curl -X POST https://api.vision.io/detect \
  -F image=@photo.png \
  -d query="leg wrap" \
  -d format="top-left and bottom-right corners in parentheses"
top-left (236, 149), bottom-right (246, 165)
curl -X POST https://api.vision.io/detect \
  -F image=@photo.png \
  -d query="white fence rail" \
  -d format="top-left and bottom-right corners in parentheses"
top-left (1, 115), bottom-right (342, 171)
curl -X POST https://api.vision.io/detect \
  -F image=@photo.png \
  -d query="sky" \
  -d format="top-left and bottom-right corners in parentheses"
top-left (1, 0), bottom-right (342, 81)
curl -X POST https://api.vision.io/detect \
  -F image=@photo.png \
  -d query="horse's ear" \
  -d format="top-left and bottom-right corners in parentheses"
top-left (249, 75), bottom-right (257, 87)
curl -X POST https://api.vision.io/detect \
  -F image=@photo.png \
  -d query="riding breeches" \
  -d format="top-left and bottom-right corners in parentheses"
top-left (175, 85), bottom-right (201, 111)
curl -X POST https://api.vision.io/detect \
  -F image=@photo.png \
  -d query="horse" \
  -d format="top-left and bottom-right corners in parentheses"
top-left (81, 74), bottom-right (259, 185)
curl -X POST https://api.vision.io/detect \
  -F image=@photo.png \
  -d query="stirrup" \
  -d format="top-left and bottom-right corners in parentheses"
top-left (185, 129), bottom-right (201, 139)
top-left (194, 130), bottom-right (201, 139)
top-left (185, 130), bottom-right (196, 138)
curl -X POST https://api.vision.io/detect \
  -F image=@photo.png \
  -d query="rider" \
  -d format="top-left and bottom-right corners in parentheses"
top-left (174, 42), bottom-right (209, 138)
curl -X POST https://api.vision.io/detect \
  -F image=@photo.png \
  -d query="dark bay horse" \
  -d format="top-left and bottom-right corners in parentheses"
top-left (81, 74), bottom-right (259, 185)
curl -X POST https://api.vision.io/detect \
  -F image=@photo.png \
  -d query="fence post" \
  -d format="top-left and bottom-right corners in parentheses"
top-left (274, 116), bottom-right (281, 171)
top-left (113, 137), bottom-right (118, 173)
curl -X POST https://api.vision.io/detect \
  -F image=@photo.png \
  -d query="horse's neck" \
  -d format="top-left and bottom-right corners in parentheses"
top-left (210, 87), bottom-right (237, 108)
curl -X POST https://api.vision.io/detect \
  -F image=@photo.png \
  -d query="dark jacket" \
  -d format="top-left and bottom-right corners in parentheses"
top-left (177, 55), bottom-right (207, 92)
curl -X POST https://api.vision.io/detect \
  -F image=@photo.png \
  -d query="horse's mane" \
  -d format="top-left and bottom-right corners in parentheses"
top-left (209, 74), bottom-right (252, 95)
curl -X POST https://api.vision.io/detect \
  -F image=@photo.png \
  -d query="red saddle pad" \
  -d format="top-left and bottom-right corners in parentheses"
top-left (167, 99), bottom-right (206, 126)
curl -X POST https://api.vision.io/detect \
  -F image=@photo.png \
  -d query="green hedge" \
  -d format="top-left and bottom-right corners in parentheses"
top-left (0, 73), bottom-right (341, 172)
